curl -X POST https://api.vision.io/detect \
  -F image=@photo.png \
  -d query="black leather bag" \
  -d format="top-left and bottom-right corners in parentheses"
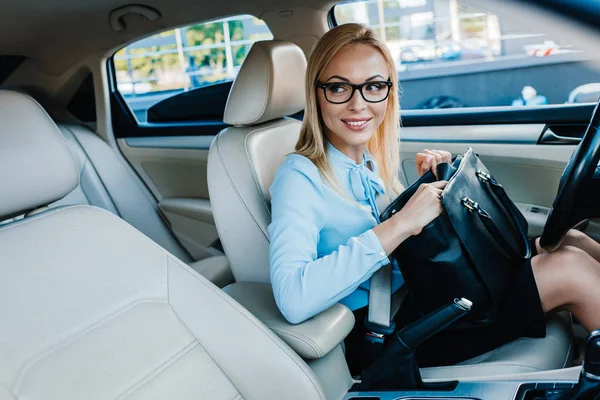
top-left (380, 148), bottom-right (531, 327)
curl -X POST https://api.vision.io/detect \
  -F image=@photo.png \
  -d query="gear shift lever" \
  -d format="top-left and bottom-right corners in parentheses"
top-left (360, 298), bottom-right (471, 391)
top-left (557, 330), bottom-right (600, 399)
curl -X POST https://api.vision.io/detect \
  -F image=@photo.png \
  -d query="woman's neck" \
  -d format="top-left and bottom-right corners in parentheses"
top-left (327, 135), bottom-right (366, 165)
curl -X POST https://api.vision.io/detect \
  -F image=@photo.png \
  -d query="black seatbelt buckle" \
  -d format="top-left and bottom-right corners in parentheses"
top-left (363, 318), bottom-right (396, 345)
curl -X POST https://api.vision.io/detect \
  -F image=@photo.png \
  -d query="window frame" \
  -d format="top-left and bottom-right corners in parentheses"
top-left (109, 14), bottom-right (273, 132)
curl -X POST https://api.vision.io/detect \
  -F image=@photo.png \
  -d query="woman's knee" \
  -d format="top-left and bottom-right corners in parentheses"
top-left (531, 245), bottom-right (597, 311)
top-left (562, 229), bottom-right (588, 248)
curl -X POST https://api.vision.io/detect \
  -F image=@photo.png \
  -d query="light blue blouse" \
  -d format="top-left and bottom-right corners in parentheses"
top-left (268, 142), bottom-right (405, 324)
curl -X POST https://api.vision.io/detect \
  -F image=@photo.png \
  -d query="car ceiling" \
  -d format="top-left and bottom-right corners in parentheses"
top-left (0, 0), bottom-right (336, 75)
top-left (2, 0), bottom-right (600, 81)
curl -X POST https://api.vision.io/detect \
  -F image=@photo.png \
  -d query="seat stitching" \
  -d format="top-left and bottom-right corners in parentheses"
top-left (167, 261), bottom-right (326, 399)
top-left (467, 350), bottom-right (494, 365)
top-left (214, 132), bottom-right (267, 243)
top-left (267, 326), bottom-right (322, 358)
top-left (0, 206), bottom-right (181, 260)
top-left (13, 298), bottom-right (168, 393)
top-left (243, 119), bottom-right (299, 220)
top-left (114, 341), bottom-right (201, 400)
top-left (244, 44), bottom-right (271, 126)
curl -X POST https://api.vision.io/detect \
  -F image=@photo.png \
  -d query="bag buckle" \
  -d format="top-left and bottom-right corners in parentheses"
top-left (364, 318), bottom-right (396, 345)
top-left (461, 197), bottom-right (479, 211)
top-left (477, 169), bottom-right (501, 186)
top-left (476, 170), bottom-right (490, 182)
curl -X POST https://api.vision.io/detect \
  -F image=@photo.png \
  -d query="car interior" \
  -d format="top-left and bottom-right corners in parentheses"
top-left (1, 0), bottom-right (600, 399)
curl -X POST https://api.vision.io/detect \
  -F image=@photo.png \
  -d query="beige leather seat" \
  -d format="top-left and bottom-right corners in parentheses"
top-left (0, 89), bottom-right (326, 399)
top-left (51, 122), bottom-right (232, 287)
top-left (207, 39), bottom-right (574, 379)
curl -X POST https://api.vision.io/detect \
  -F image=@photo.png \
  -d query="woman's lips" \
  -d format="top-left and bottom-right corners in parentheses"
top-left (342, 118), bottom-right (372, 131)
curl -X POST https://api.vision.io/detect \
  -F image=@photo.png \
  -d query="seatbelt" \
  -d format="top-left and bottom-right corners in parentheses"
top-left (365, 195), bottom-right (396, 344)
top-left (365, 264), bottom-right (395, 342)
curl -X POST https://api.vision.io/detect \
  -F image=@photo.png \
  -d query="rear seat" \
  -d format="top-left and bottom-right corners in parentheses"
top-left (50, 123), bottom-right (234, 287)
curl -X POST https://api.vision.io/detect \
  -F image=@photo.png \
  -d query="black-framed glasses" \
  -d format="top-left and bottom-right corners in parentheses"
top-left (317, 80), bottom-right (393, 104)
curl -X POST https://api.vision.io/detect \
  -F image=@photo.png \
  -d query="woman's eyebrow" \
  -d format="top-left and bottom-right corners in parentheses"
top-left (325, 75), bottom-right (350, 82)
top-left (365, 74), bottom-right (385, 81)
top-left (324, 74), bottom-right (386, 82)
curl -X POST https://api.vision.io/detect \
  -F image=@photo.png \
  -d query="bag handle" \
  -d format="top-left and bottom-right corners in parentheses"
top-left (462, 171), bottom-right (531, 261)
top-left (479, 170), bottom-right (529, 230)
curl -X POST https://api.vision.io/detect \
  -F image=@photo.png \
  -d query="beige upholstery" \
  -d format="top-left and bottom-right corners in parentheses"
top-left (0, 91), bottom-right (326, 399)
top-left (48, 123), bottom-right (233, 287)
top-left (209, 118), bottom-right (301, 283)
top-left (207, 40), bottom-right (574, 377)
top-left (223, 40), bottom-right (306, 126)
top-left (189, 255), bottom-right (234, 289)
top-left (54, 124), bottom-right (192, 262)
top-left (224, 282), bottom-right (355, 359)
top-left (0, 90), bottom-right (78, 219)
top-left (421, 311), bottom-right (574, 380)
top-left (0, 206), bottom-right (325, 399)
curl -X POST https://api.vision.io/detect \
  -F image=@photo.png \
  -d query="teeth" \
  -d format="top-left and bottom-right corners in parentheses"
top-left (346, 120), bottom-right (367, 126)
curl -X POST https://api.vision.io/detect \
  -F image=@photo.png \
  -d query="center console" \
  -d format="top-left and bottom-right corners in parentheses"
top-left (351, 298), bottom-right (600, 400)
top-left (344, 380), bottom-right (579, 400)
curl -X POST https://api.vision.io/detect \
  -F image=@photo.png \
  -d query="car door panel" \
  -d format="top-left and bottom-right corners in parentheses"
top-left (157, 197), bottom-right (220, 260)
top-left (117, 136), bottom-right (218, 258)
top-left (399, 124), bottom-right (578, 238)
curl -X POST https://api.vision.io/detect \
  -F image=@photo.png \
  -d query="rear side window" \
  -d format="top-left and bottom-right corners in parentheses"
top-left (113, 15), bottom-right (273, 122)
top-left (333, 0), bottom-right (600, 110)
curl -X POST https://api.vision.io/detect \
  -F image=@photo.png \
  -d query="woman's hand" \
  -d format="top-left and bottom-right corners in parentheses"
top-left (415, 149), bottom-right (453, 177)
top-left (373, 181), bottom-right (448, 254)
top-left (395, 180), bottom-right (448, 236)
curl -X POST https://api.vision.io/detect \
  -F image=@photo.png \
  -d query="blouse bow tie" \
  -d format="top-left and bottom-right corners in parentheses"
top-left (349, 162), bottom-right (386, 202)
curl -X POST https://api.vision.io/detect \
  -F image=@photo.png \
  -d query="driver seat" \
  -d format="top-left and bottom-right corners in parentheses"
top-left (207, 39), bottom-right (574, 380)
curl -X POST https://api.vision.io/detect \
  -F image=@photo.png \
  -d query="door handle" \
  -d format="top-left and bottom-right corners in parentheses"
top-left (539, 128), bottom-right (582, 144)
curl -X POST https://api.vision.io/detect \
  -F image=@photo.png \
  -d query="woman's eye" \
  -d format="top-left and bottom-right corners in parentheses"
top-left (365, 83), bottom-right (385, 92)
top-left (328, 84), bottom-right (348, 94)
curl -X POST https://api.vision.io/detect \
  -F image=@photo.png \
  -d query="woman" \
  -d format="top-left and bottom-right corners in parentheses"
top-left (268, 23), bottom-right (600, 372)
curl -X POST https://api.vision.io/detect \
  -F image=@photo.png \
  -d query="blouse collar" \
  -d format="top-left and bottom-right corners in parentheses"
top-left (326, 141), bottom-right (386, 201)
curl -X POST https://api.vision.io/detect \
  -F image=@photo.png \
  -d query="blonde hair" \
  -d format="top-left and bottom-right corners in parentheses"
top-left (295, 23), bottom-right (403, 199)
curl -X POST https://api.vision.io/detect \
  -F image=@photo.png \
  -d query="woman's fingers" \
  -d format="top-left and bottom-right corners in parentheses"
top-left (429, 180), bottom-right (448, 189)
top-left (415, 152), bottom-right (434, 176)
top-left (421, 152), bottom-right (438, 176)
top-left (416, 150), bottom-right (452, 177)
top-left (425, 149), bottom-right (452, 164)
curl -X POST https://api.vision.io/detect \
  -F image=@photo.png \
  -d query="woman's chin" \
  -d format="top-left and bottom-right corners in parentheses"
top-left (341, 130), bottom-right (376, 146)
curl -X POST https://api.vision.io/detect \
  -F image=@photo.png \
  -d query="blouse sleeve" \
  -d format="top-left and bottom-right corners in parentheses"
top-left (268, 156), bottom-right (390, 324)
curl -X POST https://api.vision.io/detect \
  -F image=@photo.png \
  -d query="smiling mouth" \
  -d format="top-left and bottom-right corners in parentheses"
top-left (342, 118), bottom-right (372, 127)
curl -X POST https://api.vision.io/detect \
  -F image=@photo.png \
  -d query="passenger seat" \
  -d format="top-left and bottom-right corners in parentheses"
top-left (51, 122), bottom-right (233, 288)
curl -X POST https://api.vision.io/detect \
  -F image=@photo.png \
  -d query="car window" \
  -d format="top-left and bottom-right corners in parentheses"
top-left (113, 15), bottom-right (273, 122)
top-left (333, 0), bottom-right (600, 110)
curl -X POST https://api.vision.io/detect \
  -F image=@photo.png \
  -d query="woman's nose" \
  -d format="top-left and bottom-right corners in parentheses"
top-left (347, 89), bottom-right (367, 112)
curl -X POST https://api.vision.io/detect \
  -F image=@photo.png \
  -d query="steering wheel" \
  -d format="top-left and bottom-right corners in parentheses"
top-left (540, 99), bottom-right (600, 252)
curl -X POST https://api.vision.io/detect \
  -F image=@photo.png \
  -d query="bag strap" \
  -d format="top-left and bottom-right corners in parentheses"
top-left (461, 198), bottom-right (530, 261)
top-left (474, 205), bottom-right (528, 260)
top-left (476, 171), bottom-right (531, 260)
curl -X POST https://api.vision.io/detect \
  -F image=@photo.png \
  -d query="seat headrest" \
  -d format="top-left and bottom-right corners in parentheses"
top-left (0, 90), bottom-right (78, 220)
top-left (223, 40), bottom-right (307, 126)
